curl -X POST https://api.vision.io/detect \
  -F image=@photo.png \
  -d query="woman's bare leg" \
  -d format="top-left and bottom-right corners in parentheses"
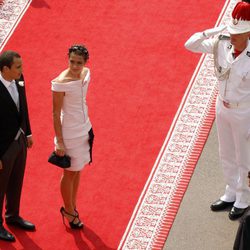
top-left (72, 171), bottom-right (80, 210)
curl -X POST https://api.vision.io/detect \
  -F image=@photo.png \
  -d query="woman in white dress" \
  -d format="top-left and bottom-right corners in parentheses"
top-left (51, 45), bottom-right (94, 229)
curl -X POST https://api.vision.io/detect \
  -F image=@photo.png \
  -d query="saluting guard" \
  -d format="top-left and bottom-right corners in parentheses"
top-left (185, 1), bottom-right (250, 220)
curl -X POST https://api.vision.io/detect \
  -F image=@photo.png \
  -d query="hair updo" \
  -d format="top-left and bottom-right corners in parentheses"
top-left (68, 44), bottom-right (89, 62)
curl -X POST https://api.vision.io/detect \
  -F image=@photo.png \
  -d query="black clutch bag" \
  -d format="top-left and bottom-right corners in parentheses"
top-left (48, 151), bottom-right (71, 168)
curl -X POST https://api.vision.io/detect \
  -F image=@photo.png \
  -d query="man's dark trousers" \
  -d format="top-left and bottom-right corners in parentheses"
top-left (0, 133), bottom-right (27, 224)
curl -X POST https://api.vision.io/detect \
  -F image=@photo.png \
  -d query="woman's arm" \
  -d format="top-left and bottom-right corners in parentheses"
top-left (52, 91), bottom-right (65, 156)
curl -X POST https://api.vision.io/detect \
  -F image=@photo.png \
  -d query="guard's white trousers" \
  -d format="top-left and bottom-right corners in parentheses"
top-left (216, 98), bottom-right (250, 208)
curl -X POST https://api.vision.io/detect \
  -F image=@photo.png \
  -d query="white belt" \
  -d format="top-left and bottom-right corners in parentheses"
top-left (219, 97), bottom-right (250, 109)
top-left (14, 128), bottom-right (24, 140)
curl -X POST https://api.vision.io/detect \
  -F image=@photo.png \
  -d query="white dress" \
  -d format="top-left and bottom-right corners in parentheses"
top-left (51, 69), bottom-right (92, 171)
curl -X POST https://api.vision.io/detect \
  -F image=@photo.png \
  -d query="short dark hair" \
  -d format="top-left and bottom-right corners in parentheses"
top-left (68, 44), bottom-right (89, 62)
top-left (0, 50), bottom-right (21, 71)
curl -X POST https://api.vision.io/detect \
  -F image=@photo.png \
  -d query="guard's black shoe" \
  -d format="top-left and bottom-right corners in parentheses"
top-left (229, 206), bottom-right (248, 220)
top-left (210, 199), bottom-right (234, 211)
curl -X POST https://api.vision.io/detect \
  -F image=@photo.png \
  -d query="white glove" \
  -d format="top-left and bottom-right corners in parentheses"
top-left (203, 25), bottom-right (227, 38)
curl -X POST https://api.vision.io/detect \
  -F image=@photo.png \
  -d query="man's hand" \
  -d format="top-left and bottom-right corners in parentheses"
top-left (27, 136), bottom-right (33, 149)
top-left (0, 160), bottom-right (3, 170)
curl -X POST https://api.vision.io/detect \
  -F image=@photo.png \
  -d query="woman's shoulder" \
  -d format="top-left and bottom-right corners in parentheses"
top-left (51, 70), bottom-right (75, 92)
top-left (83, 67), bottom-right (90, 74)
top-left (52, 69), bottom-right (73, 84)
top-left (81, 67), bottom-right (90, 82)
top-left (80, 67), bottom-right (90, 80)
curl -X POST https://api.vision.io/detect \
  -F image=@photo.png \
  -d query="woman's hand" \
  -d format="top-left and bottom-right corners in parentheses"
top-left (55, 141), bottom-right (66, 156)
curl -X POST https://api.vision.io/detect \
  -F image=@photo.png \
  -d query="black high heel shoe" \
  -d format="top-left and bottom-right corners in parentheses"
top-left (60, 207), bottom-right (84, 229)
top-left (74, 207), bottom-right (78, 215)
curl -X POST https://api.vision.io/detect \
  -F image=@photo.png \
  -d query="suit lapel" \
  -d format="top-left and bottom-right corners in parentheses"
top-left (0, 80), bottom-right (19, 114)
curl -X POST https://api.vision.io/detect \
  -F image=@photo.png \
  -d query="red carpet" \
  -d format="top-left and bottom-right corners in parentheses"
top-left (0, 0), bottom-right (231, 249)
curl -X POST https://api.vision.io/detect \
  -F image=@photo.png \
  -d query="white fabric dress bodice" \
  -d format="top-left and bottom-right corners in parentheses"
top-left (51, 69), bottom-right (92, 139)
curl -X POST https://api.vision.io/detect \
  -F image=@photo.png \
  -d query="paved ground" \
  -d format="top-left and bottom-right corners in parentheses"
top-left (164, 123), bottom-right (241, 250)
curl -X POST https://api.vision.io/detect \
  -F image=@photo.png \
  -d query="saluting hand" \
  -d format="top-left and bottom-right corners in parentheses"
top-left (203, 25), bottom-right (227, 38)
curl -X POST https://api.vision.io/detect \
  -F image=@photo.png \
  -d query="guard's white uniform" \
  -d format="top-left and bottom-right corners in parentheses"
top-left (185, 28), bottom-right (250, 208)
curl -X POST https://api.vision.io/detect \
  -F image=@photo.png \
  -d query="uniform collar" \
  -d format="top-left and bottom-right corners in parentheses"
top-left (231, 40), bottom-right (250, 62)
top-left (246, 40), bottom-right (250, 58)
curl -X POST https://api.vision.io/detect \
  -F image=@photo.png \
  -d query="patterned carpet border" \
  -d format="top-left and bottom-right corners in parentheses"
top-left (0, 0), bottom-right (239, 249)
top-left (0, 0), bottom-right (31, 52)
top-left (118, 0), bottom-right (238, 249)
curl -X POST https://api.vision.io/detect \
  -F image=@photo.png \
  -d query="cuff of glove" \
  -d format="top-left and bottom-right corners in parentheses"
top-left (203, 25), bottom-right (227, 38)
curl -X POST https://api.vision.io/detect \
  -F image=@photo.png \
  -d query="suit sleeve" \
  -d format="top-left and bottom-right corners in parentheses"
top-left (24, 87), bottom-right (32, 136)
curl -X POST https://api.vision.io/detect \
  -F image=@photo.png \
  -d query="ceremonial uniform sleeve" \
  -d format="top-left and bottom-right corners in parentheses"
top-left (184, 32), bottom-right (216, 54)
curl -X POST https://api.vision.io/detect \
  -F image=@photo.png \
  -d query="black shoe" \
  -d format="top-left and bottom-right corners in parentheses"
top-left (210, 199), bottom-right (234, 211)
top-left (229, 206), bottom-right (248, 220)
top-left (60, 207), bottom-right (84, 229)
top-left (6, 217), bottom-right (35, 231)
top-left (0, 225), bottom-right (15, 242)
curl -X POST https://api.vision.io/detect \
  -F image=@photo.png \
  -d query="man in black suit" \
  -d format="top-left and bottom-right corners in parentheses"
top-left (0, 50), bottom-right (35, 242)
top-left (233, 172), bottom-right (250, 250)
